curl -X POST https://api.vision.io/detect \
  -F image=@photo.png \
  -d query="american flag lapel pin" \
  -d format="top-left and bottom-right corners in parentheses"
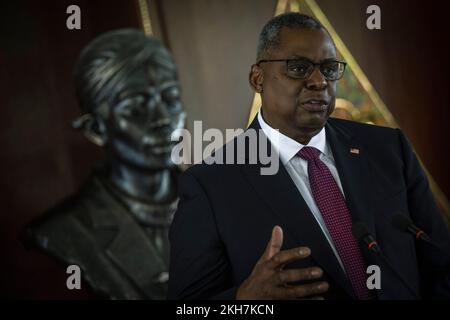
top-left (350, 148), bottom-right (360, 155)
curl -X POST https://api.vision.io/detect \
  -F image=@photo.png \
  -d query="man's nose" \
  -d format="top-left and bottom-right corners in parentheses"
top-left (305, 67), bottom-right (327, 91)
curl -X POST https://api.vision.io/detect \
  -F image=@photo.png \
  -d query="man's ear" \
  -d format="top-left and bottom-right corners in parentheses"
top-left (72, 113), bottom-right (108, 146)
top-left (249, 64), bottom-right (264, 93)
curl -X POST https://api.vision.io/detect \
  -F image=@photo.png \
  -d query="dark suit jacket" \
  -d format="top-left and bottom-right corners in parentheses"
top-left (168, 117), bottom-right (450, 300)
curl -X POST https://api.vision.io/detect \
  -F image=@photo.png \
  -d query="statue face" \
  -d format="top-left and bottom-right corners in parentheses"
top-left (105, 62), bottom-right (185, 171)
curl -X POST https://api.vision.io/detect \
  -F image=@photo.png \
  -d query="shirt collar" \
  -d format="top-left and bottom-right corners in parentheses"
top-left (257, 110), bottom-right (328, 165)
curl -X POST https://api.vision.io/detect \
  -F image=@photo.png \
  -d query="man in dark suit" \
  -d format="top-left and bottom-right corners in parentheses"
top-left (168, 13), bottom-right (450, 300)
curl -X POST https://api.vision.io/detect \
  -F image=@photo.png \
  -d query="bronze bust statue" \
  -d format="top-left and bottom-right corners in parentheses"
top-left (24, 29), bottom-right (186, 299)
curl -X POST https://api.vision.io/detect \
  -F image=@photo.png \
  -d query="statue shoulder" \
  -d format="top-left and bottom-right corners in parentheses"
top-left (24, 175), bottom-right (114, 250)
top-left (23, 190), bottom-right (93, 254)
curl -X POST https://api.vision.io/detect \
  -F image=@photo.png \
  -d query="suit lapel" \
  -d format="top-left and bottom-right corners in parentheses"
top-left (325, 120), bottom-right (376, 239)
top-left (326, 120), bottom-right (418, 299)
top-left (104, 216), bottom-right (167, 296)
top-left (87, 177), bottom-right (168, 297)
top-left (241, 118), bottom-right (355, 297)
top-left (325, 120), bottom-right (384, 299)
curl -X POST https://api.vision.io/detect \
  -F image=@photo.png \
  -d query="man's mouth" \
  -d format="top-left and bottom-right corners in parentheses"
top-left (301, 99), bottom-right (329, 112)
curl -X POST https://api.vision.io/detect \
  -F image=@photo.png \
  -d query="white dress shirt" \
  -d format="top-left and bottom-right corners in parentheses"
top-left (257, 111), bottom-right (346, 271)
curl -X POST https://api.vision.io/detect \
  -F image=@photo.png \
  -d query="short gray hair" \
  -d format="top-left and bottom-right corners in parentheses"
top-left (256, 13), bottom-right (324, 61)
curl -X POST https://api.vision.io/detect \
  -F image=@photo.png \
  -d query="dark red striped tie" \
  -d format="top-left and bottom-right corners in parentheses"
top-left (297, 146), bottom-right (372, 300)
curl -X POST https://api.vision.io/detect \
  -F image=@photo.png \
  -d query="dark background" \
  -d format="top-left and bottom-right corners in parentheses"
top-left (0, 0), bottom-right (448, 298)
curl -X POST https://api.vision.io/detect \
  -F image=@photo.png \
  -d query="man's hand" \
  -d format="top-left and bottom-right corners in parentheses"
top-left (236, 226), bottom-right (329, 299)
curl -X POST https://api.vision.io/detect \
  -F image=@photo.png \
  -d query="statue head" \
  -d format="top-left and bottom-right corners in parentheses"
top-left (73, 29), bottom-right (185, 170)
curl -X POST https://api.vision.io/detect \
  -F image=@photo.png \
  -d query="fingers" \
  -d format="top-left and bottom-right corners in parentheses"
top-left (293, 281), bottom-right (329, 298)
top-left (243, 225), bottom-right (328, 300)
top-left (260, 226), bottom-right (283, 262)
top-left (277, 267), bottom-right (323, 284)
top-left (267, 226), bottom-right (283, 259)
top-left (267, 246), bottom-right (311, 269)
top-left (271, 281), bottom-right (329, 300)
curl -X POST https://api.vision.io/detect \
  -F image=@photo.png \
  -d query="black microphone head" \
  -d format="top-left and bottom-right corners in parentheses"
top-left (351, 222), bottom-right (369, 241)
top-left (392, 212), bottom-right (412, 232)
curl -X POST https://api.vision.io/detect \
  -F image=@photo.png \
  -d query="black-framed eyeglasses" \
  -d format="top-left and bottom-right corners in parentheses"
top-left (257, 58), bottom-right (347, 81)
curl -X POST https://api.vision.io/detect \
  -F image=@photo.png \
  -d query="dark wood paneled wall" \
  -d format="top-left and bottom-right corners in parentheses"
top-left (0, 0), bottom-right (141, 298)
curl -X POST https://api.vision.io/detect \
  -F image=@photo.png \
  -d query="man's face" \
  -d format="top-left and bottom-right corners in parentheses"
top-left (258, 27), bottom-right (337, 142)
top-left (105, 62), bottom-right (185, 171)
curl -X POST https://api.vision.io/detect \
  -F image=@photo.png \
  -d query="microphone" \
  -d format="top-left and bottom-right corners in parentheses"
top-left (352, 222), bottom-right (381, 253)
top-left (392, 212), bottom-right (431, 241)
top-left (391, 212), bottom-right (450, 257)
top-left (352, 222), bottom-right (420, 299)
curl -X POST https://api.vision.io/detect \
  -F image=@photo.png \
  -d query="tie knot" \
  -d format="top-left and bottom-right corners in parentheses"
top-left (297, 146), bottom-right (321, 161)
